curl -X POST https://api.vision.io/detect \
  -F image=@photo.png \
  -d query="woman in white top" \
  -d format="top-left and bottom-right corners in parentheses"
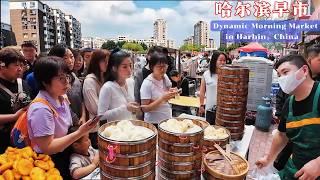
top-left (140, 52), bottom-right (177, 126)
top-left (98, 49), bottom-right (140, 122)
top-left (199, 51), bottom-right (227, 125)
top-left (83, 49), bottom-right (109, 148)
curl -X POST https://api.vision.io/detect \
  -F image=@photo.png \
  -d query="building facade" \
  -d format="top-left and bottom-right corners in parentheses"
top-left (0, 23), bottom-right (17, 48)
top-left (194, 21), bottom-right (209, 48)
top-left (9, 0), bottom-right (81, 52)
top-left (65, 15), bottom-right (81, 49)
top-left (153, 19), bottom-right (167, 43)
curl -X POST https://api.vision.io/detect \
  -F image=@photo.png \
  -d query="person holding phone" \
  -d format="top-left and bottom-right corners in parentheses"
top-left (98, 49), bottom-right (140, 122)
top-left (27, 56), bottom-right (98, 179)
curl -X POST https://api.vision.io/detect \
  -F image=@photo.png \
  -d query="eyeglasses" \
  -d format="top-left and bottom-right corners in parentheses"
top-left (56, 74), bottom-right (72, 83)
top-left (154, 64), bottom-right (168, 70)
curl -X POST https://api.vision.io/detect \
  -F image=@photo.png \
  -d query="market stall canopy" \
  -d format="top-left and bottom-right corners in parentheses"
top-left (238, 42), bottom-right (268, 58)
top-left (238, 42), bottom-right (268, 52)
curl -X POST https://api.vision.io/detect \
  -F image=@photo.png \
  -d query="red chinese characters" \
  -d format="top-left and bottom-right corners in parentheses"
top-left (235, 1), bottom-right (251, 18)
top-left (253, 0), bottom-right (272, 18)
top-left (215, 0), bottom-right (233, 18)
top-left (293, 0), bottom-right (309, 17)
top-left (213, 0), bottom-right (310, 19)
top-left (273, 1), bottom-right (290, 18)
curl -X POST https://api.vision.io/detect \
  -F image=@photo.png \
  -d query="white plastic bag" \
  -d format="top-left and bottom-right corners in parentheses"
top-left (249, 166), bottom-right (280, 180)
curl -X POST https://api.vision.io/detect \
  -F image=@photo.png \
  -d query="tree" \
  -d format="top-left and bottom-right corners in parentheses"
top-left (116, 41), bottom-right (126, 48)
top-left (180, 44), bottom-right (202, 52)
top-left (101, 40), bottom-right (116, 50)
top-left (140, 43), bottom-right (148, 50)
top-left (122, 42), bottom-right (144, 52)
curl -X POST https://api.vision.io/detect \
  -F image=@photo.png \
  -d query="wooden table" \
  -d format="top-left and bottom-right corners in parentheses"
top-left (168, 96), bottom-right (200, 108)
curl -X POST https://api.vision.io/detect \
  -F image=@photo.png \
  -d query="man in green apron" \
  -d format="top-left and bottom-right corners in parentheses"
top-left (256, 55), bottom-right (320, 180)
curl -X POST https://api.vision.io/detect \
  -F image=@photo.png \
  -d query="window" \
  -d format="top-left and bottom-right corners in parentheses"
top-left (22, 25), bottom-right (28, 30)
top-left (31, 25), bottom-right (37, 29)
top-left (21, 2), bottom-right (27, 8)
top-left (30, 18), bottom-right (36, 23)
top-left (31, 33), bottom-right (37, 38)
top-left (21, 17), bottom-right (28, 22)
top-left (21, 10), bottom-right (27, 17)
top-left (30, 10), bottom-right (36, 15)
top-left (30, 2), bottom-right (35, 8)
top-left (23, 33), bottom-right (28, 38)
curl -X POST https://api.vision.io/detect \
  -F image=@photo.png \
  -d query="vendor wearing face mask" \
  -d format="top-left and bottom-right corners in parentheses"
top-left (256, 55), bottom-right (320, 180)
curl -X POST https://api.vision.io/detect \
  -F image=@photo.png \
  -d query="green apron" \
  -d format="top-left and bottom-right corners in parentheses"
top-left (278, 83), bottom-right (320, 180)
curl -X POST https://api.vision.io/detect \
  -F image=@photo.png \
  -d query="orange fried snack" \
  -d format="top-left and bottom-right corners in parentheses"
top-left (30, 167), bottom-right (45, 180)
top-left (34, 160), bottom-right (50, 171)
top-left (16, 159), bottom-right (34, 176)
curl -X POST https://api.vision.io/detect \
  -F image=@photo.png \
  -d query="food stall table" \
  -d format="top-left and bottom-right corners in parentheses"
top-left (169, 96), bottom-right (200, 108)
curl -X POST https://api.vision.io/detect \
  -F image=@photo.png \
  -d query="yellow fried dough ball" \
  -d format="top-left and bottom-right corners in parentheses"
top-left (30, 167), bottom-right (45, 180)
top-left (0, 161), bottom-right (13, 174)
top-left (34, 160), bottom-right (50, 171)
top-left (17, 159), bottom-right (34, 176)
top-left (3, 169), bottom-right (14, 180)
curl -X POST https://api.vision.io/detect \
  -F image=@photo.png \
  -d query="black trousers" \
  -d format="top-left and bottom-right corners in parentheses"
top-left (205, 108), bottom-right (216, 125)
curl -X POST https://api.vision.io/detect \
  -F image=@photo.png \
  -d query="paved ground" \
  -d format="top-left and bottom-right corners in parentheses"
top-left (247, 125), bottom-right (276, 179)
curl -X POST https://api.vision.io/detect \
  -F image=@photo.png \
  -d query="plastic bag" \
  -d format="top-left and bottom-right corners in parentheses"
top-left (249, 166), bottom-right (280, 180)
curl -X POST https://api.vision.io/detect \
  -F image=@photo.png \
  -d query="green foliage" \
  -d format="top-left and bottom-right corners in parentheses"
top-left (122, 42), bottom-right (144, 52)
top-left (101, 40), bottom-right (117, 50)
top-left (140, 43), bottom-right (148, 50)
top-left (180, 44), bottom-right (203, 52)
top-left (116, 41), bottom-right (126, 48)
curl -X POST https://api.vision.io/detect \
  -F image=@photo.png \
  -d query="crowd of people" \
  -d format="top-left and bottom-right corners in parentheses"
top-left (1, 40), bottom-right (320, 179)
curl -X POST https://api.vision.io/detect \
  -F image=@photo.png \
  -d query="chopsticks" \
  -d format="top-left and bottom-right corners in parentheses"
top-left (214, 144), bottom-right (240, 174)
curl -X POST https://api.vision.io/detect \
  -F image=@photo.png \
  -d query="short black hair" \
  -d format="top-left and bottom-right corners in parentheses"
top-left (307, 44), bottom-right (320, 57)
top-left (80, 48), bottom-right (93, 57)
top-left (149, 52), bottom-right (168, 70)
top-left (21, 41), bottom-right (37, 50)
top-left (147, 46), bottom-right (163, 55)
top-left (34, 56), bottom-right (69, 90)
top-left (68, 126), bottom-right (83, 143)
top-left (169, 70), bottom-right (180, 77)
top-left (274, 54), bottom-right (312, 75)
top-left (186, 53), bottom-right (191, 58)
top-left (48, 44), bottom-right (70, 58)
top-left (162, 47), bottom-right (169, 55)
top-left (0, 48), bottom-right (25, 67)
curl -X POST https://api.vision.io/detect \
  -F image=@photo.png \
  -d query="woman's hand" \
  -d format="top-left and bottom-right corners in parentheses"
top-left (161, 91), bottom-right (176, 102)
top-left (127, 102), bottom-right (141, 113)
top-left (78, 117), bottom-right (99, 135)
top-left (198, 106), bottom-right (205, 116)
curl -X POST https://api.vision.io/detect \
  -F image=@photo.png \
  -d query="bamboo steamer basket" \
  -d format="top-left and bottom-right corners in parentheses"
top-left (158, 118), bottom-right (207, 179)
top-left (216, 65), bottom-right (249, 141)
top-left (98, 120), bottom-right (157, 180)
top-left (203, 151), bottom-right (249, 180)
top-left (202, 126), bottom-right (231, 154)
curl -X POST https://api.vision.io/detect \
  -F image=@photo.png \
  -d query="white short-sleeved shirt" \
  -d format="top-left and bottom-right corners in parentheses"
top-left (203, 70), bottom-right (218, 110)
top-left (140, 74), bottom-right (172, 124)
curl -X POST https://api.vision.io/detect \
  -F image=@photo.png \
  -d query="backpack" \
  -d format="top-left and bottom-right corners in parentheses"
top-left (11, 98), bottom-right (58, 149)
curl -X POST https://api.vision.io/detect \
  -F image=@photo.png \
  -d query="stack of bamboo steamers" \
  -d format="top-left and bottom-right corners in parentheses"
top-left (216, 65), bottom-right (250, 140)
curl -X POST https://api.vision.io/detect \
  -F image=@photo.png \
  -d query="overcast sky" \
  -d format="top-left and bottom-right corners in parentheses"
top-left (1, 0), bottom-right (287, 47)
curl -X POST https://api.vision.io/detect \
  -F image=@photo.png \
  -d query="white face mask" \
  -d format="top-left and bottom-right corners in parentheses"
top-left (278, 67), bottom-right (306, 94)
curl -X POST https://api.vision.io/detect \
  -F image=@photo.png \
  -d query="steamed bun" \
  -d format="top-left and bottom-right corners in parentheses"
top-left (101, 120), bottom-right (154, 141)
